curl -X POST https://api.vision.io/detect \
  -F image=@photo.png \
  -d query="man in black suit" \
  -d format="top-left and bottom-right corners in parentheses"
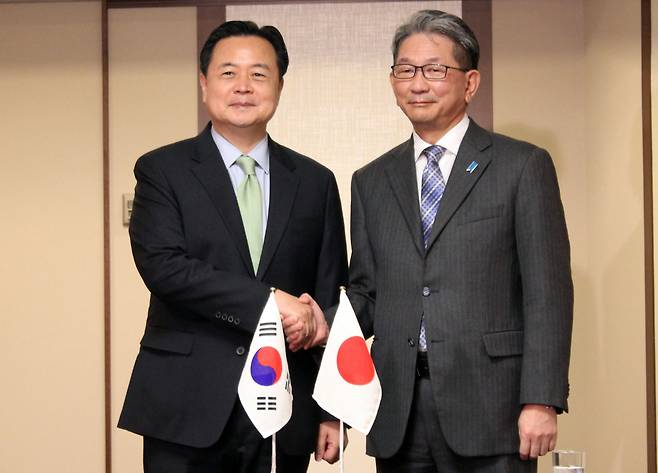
top-left (346, 10), bottom-right (573, 473)
top-left (118, 21), bottom-right (348, 472)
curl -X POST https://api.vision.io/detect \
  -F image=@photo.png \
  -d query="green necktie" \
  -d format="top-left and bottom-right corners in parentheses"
top-left (235, 155), bottom-right (263, 272)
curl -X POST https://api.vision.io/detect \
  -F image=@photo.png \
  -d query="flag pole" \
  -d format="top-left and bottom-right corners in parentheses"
top-left (339, 420), bottom-right (344, 473)
top-left (271, 433), bottom-right (277, 473)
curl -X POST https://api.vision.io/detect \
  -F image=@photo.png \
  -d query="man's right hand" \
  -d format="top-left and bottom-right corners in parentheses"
top-left (299, 293), bottom-right (329, 349)
top-left (275, 289), bottom-right (316, 351)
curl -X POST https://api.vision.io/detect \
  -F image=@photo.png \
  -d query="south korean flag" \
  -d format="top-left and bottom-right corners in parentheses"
top-left (238, 289), bottom-right (293, 439)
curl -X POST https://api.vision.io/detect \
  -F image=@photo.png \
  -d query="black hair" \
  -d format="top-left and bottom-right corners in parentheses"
top-left (392, 10), bottom-right (479, 70)
top-left (199, 20), bottom-right (289, 78)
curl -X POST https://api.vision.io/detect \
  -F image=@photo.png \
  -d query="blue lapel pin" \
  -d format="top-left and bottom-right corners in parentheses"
top-left (466, 161), bottom-right (478, 173)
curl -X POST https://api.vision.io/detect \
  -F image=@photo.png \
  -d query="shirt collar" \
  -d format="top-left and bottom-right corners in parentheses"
top-left (211, 127), bottom-right (270, 174)
top-left (413, 114), bottom-right (470, 162)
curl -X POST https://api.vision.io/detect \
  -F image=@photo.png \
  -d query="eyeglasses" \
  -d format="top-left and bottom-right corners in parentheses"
top-left (391, 63), bottom-right (469, 81)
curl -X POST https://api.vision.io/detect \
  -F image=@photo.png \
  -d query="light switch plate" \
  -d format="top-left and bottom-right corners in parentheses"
top-left (123, 193), bottom-right (134, 226)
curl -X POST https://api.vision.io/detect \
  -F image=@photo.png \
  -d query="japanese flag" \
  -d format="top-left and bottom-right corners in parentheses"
top-left (238, 290), bottom-right (293, 438)
top-left (313, 289), bottom-right (381, 434)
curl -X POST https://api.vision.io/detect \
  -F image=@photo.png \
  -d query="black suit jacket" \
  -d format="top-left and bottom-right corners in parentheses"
top-left (347, 120), bottom-right (573, 458)
top-left (118, 124), bottom-right (348, 453)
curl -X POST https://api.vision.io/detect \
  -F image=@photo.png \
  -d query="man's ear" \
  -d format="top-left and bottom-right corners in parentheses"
top-left (199, 72), bottom-right (208, 103)
top-left (464, 69), bottom-right (480, 105)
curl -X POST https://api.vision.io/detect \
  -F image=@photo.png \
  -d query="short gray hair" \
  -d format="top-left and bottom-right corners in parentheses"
top-left (392, 10), bottom-right (480, 70)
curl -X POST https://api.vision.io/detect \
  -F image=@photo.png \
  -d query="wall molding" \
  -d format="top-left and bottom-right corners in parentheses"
top-left (642, 0), bottom-right (656, 472)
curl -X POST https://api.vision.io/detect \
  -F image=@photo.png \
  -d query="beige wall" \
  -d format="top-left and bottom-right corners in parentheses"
top-left (494, 1), bottom-right (646, 472)
top-left (581, 1), bottom-right (647, 471)
top-left (108, 7), bottom-right (198, 472)
top-left (228, 1), bottom-right (460, 247)
top-left (0, 1), bottom-right (650, 472)
top-left (0, 2), bottom-right (105, 472)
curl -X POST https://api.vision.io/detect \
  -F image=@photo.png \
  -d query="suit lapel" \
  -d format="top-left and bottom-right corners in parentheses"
top-left (191, 125), bottom-right (254, 276)
top-left (425, 121), bottom-right (493, 252)
top-left (256, 138), bottom-right (300, 280)
top-left (385, 138), bottom-right (425, 257)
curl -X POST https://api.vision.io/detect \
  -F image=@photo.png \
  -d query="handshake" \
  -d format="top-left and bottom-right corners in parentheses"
top-left (273, 290), bottom-right (329, 352)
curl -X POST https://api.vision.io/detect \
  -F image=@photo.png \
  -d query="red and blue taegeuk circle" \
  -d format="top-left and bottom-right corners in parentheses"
top-left (250, 347), bottom-right (283, 386)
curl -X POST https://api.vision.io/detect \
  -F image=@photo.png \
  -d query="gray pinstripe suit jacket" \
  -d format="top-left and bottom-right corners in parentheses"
top-left (347, 120), bottom-right (573, 458)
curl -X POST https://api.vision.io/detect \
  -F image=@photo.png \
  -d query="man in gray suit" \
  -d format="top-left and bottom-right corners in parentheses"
top-left (346, 10), bottom-right (573, 473)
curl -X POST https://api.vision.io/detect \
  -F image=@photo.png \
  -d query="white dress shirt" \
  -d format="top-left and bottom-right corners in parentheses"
top-left (413, 114), bottom-right (470, 206)
top-left (211, 127), bottom-right (270, 241)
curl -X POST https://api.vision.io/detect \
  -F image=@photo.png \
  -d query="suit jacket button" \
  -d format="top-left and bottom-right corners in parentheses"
top-left (228, 316), bottom-right (234, 323)
top-left (408, 338), bottom-right (415, 347)
top-left (234, 317), bottom-right (240, 325)
top-left (236, 346), bottom-right (245, 356)
top-left (422, 286), bottom-right (430, 297)
top-left (215, 312), bottom-right (221, 319)
top-left (221, 314), bottom-right (227, 321)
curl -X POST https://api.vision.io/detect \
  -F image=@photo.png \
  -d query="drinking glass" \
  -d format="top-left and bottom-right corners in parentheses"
top-left (552, 450), bottom-right (585, 473)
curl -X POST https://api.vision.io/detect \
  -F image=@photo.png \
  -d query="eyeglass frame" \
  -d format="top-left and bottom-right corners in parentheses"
top-left (390, 63), bottom-right (470, 81)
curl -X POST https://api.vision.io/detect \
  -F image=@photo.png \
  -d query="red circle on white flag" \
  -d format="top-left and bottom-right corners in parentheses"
top-left (336, 336), bottom-right (375, 385)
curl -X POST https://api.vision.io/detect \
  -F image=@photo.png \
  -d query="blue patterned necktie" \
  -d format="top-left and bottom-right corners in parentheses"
top-left (419, 145), bottom-right (446, 351)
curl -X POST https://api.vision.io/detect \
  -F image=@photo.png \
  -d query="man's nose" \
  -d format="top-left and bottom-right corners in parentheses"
top-left (409, 70), bottom-right (430, 92)
top-left (234, 74), bottom-right (253, 93)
